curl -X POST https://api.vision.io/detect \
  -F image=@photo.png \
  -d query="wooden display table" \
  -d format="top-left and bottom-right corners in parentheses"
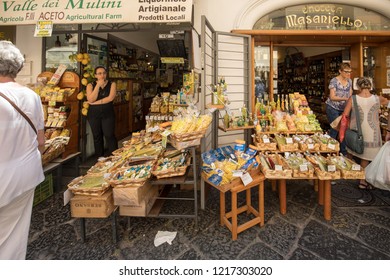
top-left (203, 171), bottom-right (265, 240)
top-left (277, 177), bottom-right (332, 221)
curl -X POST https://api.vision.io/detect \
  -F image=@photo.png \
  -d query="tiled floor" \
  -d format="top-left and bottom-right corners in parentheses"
top-left (27, 178), bottom-right (390, 260)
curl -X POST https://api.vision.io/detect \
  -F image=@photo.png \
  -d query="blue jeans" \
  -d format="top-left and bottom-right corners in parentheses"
top-left (326, 105), bottom-right (347, 155)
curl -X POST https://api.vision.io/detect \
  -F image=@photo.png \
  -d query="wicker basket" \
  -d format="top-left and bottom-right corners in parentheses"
top-left (299, 142), bottom-right (320, 152)
top-left (86, 156), bottom-right (123, 176)
top-left (170, 129), bottom-right (207, 142)
top-left (108, 164), bottom-right (152, 188)
top-left (292, 168), bottom-right (315, 178)
top-left (278, 142), bottom-right (299, 152)
top-left (67, 175), bottom-right (111, 196)
top-left (42, 144), bottom-right (65, 166)
top-left (319, 142), bottom-right (340, 152)
top-left (170, 137), bottom-right (201, 150)
top-left (253, 136), bottom-right (278, 151)
top-left (260, 154), bottom-right (292, 179)
top-left (339, 169), bottom-right (365, 179)
top-left (152, 157), bottom-right (191, 179)
top-left (314, 167), bottom-right (341, 180)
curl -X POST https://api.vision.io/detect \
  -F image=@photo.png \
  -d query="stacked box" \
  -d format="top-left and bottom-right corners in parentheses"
top-left (113, 181), bottom-right (154, 206)
top-left (119, 186), bottom-right (158, 217)
top-left (70, 189), bottom-right (116, 218)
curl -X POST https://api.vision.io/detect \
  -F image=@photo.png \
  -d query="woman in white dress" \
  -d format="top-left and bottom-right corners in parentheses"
top-left (340, 77), bottom-right (389, 189)
top-left (0, 41), bottom-right (45, 259)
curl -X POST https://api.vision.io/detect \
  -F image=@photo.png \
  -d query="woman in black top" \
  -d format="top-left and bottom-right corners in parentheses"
top-left (86, 66), bottom-right (118, 157)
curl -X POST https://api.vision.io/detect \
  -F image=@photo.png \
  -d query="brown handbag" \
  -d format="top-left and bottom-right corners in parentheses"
top-left (0, 91), bottom-right (37, 135)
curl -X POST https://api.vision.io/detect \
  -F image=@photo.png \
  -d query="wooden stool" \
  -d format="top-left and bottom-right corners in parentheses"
top-left (219, 173), bottom-right (265, 240)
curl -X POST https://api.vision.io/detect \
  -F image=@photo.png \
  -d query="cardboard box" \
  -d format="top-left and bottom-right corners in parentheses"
top-left (70, 190), bottom-right (116, 218)
top-left (119, 186), bottom-right (158, 217)
top-left (113, 181), bottom-right (154, 206)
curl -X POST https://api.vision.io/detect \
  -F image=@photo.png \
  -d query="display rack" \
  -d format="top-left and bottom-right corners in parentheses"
top-left (148, 145), bottom-right (199, 227)
top-left (39, 71), bottom-right (80, 159)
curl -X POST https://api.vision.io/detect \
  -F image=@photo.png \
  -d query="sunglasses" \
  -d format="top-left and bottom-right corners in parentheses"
top-left (342, 70), bottom-right (352, 74)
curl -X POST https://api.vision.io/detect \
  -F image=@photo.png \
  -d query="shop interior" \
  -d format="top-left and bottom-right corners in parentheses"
top-left (41, 23), bottom-right (198, 161)
top-left (251, 32), bottom-right (390, 132)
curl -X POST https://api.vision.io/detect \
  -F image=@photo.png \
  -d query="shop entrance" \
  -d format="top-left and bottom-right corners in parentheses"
top-left (232, 29), bottom-right (390, 131)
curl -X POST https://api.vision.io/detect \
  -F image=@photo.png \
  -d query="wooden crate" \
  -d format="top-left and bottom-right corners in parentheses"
top-left (113, 181), bottom-right (154, 206)
top-left (119, 186), bottom-right (158, 217)
top-left (70, 189), bottom-right (116, 218)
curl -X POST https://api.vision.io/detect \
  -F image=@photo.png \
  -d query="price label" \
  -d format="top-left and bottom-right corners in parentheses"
top-left (308, 143), bottom-right (314, 149)
top-left (285, 137), bottom-right (293, 144)
top-left (299, 164), bottom-right (308, 172)
top-left (263, 138), bottom-right (270, 143)
top-left (240, 172), bottom-right (253, 186)
top-left (352, 164), bottom-right (361, 171)
top-left (327, 165), bottom-right (336, 172)
top-left (48, 101), bottom-right (56, 107)
top-left (233, 170), bottom-right (243, 177)
top-left (275, 165), bottom-right (283, 171)
top-left (328, 143), bottom-right (336, 150)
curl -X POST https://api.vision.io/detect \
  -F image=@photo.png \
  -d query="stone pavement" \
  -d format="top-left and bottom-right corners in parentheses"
top-left (26, 178), bottom-right (390, 260)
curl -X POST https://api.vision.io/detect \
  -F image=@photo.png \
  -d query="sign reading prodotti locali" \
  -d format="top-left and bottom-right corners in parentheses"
top-left (0, 0), bottom-right (193, 25)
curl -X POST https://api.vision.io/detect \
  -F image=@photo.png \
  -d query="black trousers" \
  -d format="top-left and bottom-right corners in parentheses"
top-left (87, 104), bottom-right (118, 157)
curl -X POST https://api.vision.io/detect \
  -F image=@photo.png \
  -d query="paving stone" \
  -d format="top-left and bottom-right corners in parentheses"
top-left (357, 224), bottom-right (390, 256)
top-left (239, 242), bottom-right (283, 259)
top-left (288, 247), bottom-right (322, 260)
top-left (299, 220), bottom-right (389, 259)
top-left (191, 223), bottom-right (258, 259)
top-left (257, 216), bottom-right (299, 256)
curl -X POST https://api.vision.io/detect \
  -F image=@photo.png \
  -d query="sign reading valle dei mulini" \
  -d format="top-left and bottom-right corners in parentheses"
top-left (0, 0), bottom-right (193, 25)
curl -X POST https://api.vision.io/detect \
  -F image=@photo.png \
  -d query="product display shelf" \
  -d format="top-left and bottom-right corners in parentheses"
top-left (148, 145), bottom-right (199, 227)
top-left (39, 71), bottom-right (80, 160)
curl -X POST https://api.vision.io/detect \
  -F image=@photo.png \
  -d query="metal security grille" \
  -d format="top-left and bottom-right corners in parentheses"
top-left (200, 16), bottom-right (252, 209)
top-left (215, 31), bottom-right (252, 147)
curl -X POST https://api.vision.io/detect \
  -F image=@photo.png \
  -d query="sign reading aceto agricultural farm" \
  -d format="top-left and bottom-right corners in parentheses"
top-left (0, 0), bottom-right (193, 25)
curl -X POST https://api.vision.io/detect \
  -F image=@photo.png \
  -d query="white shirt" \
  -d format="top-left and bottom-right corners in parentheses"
top-left (0, 82), bottom-right (44, 207)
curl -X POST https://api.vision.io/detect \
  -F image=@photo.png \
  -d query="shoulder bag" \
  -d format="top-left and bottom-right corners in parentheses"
top-left (345, 95), bottom-right (364, 154)
top-left (0, 91), bottom-right (37, 135)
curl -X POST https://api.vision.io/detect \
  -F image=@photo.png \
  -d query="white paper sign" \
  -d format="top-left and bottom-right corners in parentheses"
top-left (299, 164), bottom-right (308, 172)
top-left (352, 164), bottom-right (361, 171)
top-left (308, 143), bottom-right (314, 149)
top-left (328, 143), bottom-right (336, 150)
top-left (285, 137), bottom-right (293, 144)
top-left (275, 165), bottom-right (283, 171)
top-left (241, 172), bottom-right (253, 186)
top-left (327, 165), bottom-right (336, 172)
top-left (263, 138), bottom-right (270, 143)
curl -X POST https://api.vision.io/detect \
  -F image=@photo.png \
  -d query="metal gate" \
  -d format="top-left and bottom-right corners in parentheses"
top-left (200, 16), bottom-right (252, 208)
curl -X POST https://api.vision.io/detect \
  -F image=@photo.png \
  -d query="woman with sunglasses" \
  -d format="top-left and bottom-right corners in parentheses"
top-left (325, 62), bottom-right (353, 155)
top-left (86, 66), bottom-right (118, 157)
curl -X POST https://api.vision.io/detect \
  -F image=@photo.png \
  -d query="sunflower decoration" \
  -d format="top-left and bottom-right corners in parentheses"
top-left (69, 52), bottom-right (95, 116)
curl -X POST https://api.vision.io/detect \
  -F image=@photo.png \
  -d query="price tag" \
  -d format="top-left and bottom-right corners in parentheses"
top-left (299, 164), bottom-right (308, 172)
top-left (352, 164), bottom-right (361, 171)
top-left (263, 138), bottom-right (270, 143)
top-left (275, 165), bottom-right (283, 171)
top-left (49, 101), bottom-right (56, 106)
top-left (308, 143), bottom-right (314, 149)
top-left (285, 137), bottom-right (293, 144)
top-left (328, 143), bottom-right (336, 150)
top-left (327, 165), bottom-right (336, 172)
top-left (240, 172), bottom-right (253, 186)
top-left (284, 152), bottom-right (290, 159)
top-left (232, 170), bottom-right (243, 177)
top-left (145, 115), bottom-right (150, 121)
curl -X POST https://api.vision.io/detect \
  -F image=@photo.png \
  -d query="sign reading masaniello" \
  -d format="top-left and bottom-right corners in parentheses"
top-left (0, 0), bottom-right (193, 25)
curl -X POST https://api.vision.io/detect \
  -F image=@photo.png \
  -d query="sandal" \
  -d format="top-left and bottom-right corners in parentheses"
top-left (358, 181), bottom-right (374, 190)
